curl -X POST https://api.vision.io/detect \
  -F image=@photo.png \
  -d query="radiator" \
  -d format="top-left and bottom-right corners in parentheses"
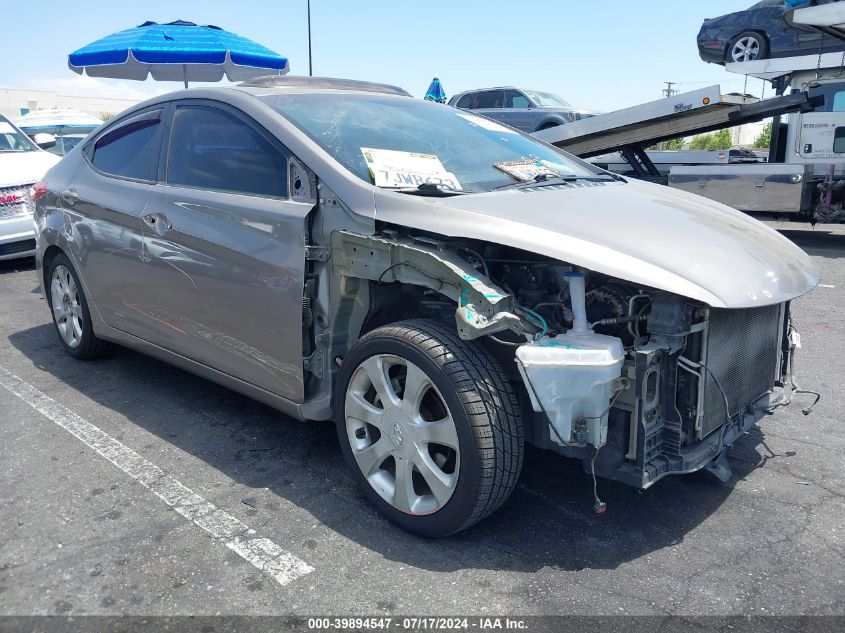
top-left (699, 304), bottom-right (783, 439)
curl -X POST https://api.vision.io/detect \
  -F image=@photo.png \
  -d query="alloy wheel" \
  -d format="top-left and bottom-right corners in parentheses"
top-left (344, 354), bottom-right (460, 515)
top-left (51, 265), bottom-right (83, 348)
top-left (731, 36), bottom-right (761, 62)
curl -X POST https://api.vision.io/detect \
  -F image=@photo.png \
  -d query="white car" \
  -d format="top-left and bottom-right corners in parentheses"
top-left (0, 115), bottom-right (60, 260)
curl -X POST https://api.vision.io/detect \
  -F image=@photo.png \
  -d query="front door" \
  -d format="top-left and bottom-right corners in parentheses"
top-left (471, 90), bottom-right (506, 123)
top-left (500, 89), bottom-right (534, 131)
top-left (138, 102), bottom-right (313, 401)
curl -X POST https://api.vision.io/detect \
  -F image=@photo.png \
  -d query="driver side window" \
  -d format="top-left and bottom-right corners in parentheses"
top-left (504, 90), bottom-right (530, 109)
top-left (166, 105), bottom-right (289, 199)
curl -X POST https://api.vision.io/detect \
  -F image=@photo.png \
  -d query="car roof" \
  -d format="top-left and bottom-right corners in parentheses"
top-left (455, 86), bottom-right (519, 95)
top-left (90, 77), bottom-right (418, 133)
top-left (236, 75), bottom-right (412, 97)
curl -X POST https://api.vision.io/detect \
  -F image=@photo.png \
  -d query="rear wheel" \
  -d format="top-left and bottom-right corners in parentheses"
top-left (335, 319), bottom-right (524, 536)
top-left (728, 32), bottom-right (768, 63)
top-left (47, 253), bottom-right (112, 359)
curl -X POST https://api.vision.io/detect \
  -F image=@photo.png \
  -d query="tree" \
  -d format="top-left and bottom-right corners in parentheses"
top-left (99, 112), bottom-right (115, 121)
top-left (688, 128), bottom-right (733, 151)
top-left (647, 137), bottom-right (686, 150)
top-left (754, 121), bottom-right (772, 149)
top-left (664, 137), bottom-right (685, 150)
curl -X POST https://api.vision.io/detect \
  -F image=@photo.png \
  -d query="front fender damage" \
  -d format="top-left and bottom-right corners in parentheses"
top-left (330, 231), bottom-right (525, 340)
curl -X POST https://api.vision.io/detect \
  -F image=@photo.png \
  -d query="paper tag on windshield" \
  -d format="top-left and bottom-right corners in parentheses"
top-left (493, 159), bottom-right (560, 182)
top-left (361, 147), bottom-right (463, 191)
top-left (0, 122), bottom-right (16, 135)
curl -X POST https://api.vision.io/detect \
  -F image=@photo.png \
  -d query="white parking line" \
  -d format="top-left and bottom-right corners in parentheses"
top-left (0, 364), bottom-right (314, 587)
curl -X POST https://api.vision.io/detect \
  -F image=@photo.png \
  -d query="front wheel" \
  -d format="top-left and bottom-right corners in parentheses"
top-left (335, 319), bottom-right (524, 536)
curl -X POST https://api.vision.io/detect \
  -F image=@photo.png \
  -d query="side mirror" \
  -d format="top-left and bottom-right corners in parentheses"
top-left (33, 133), bottom-right (56, 150)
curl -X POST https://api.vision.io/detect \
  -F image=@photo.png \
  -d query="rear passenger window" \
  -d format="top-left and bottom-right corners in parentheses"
top-left (166, 105), bottom-right (287, 198)
top-left (475, 91), bottom-right (503, 109)
top-left (92, 112), bottom-right (162, 181)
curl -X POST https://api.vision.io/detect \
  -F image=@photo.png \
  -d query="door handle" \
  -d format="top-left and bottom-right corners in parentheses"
top-left (60, 188), bottom-right (78, 205)
top-left (142, 213), bottom-right (172, 236)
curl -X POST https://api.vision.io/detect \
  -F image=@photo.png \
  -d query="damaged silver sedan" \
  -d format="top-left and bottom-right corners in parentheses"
top-left (33, 76), bottom-right (819, 536)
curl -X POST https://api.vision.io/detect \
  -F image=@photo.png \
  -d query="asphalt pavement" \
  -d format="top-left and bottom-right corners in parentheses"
top-left (0, 223), bottom-right (843, 618)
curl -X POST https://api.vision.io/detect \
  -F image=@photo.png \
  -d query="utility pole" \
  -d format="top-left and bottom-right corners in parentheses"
top-left (307, 0), bottom-right (313, 76)
top-left (658, 82), bottom-right (680, 149)
top-left (662, 81), bottom-right (678, 98)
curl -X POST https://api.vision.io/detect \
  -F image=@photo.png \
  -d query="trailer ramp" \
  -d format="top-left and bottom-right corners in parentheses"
top-left (533, 86), bottom-right (817, 161)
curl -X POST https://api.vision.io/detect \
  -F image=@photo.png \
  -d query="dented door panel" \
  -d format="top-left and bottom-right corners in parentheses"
top-left (139, 185), bottom-right (313, 401)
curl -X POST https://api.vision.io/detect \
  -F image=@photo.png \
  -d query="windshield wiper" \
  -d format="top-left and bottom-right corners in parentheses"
top-left (492, 173), bottom-right (619, 191)
top-left (389, 183), bottom-right (470, 197)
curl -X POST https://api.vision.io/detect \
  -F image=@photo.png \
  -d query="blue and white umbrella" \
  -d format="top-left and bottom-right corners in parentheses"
top-left (69, 20), bottom-right (289, 88)
top-left (424, 77), bottom-right (447, 103)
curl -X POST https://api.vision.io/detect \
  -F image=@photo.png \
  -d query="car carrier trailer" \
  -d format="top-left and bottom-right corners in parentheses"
top-left (533, 2), bottom-right (845, 223)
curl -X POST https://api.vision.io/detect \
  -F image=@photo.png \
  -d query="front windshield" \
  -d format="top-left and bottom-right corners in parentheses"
top-left (0, 117), bottom-right (36, 152)
top-left (524, 90), bottom-right (572, 108)
top-left (260, 93), bottom-right (603, 193)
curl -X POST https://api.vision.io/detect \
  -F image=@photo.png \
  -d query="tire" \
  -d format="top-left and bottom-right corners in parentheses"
top-left (46, 253), bottom-right (113, 359)
top-left (335, 319), bottom-right (524, 536)
top-left (727, 32), bottom-right (769, 63)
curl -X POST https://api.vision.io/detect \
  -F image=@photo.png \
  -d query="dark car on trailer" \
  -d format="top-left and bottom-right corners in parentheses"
top-left (698, 0), bottom-right (844, 64)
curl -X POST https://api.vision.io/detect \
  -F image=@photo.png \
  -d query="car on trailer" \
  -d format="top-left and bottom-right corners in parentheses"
top-left (698, 0), bottom-right (843, 64)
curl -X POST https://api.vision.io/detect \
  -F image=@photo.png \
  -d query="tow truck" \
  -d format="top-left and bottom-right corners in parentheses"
top-left (533, 2), bottom-right (845, 223)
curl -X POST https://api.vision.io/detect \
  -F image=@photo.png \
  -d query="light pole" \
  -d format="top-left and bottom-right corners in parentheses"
top-left (307, 0), bottom-right (313, 76)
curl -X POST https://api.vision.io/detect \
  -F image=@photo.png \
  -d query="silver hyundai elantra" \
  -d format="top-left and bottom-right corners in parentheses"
top-left (33, 76), bottom-right (818, 536)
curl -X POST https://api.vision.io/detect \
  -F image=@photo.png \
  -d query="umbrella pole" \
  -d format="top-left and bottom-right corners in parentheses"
top-left (307, 0), bottom-right (313, 76)
top-left (183, 64), bottom-right (188, 89)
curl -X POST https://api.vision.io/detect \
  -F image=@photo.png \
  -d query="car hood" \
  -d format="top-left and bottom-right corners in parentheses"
top-left (372, 179), bottom-right (819, 308)
top-left (0, 150), bottom-right (60, 187)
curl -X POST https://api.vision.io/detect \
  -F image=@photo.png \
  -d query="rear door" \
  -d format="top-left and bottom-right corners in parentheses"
top-left (70, 107), bottom-right (163, 337)
top-left (137, 100), bottom-right (313, 401)
top-left (469, 90), bottom-right (506, 123)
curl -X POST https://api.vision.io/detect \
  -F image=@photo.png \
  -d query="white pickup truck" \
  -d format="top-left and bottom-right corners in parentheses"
top-left (0, 114), bottom-right (59, 260)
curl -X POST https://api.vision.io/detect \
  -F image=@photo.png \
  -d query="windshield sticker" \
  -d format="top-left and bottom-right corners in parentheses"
top-left (361, 147), bottom-right (463, 191)
top-left (494, 159), bottom-right (560, 182)
top-left (0, 122), bottom-right (16, 135)
top-left (454, 112), bottom-right (516, 134)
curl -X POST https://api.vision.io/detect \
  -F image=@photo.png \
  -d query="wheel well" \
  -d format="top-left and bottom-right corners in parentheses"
top-left (42, 245), bottom-right (64, 289)
top-left (359, 283), bottom-right (435, 335)
top-left (537, 120), bottom-right (561, 131)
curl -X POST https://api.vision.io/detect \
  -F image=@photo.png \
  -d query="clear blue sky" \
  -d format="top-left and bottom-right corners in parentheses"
top-left (2, 0), bottom-right (769, 111)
